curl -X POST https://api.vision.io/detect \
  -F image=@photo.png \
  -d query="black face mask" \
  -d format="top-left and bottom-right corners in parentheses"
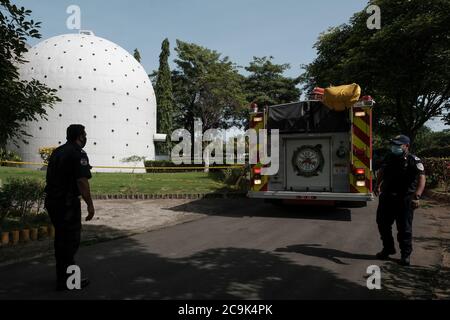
top-left (79, 136), bottom-right (87, 148)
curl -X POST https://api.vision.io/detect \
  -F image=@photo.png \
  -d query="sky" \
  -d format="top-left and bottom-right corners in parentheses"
top-left (14, 0), bottom-right (449, 132)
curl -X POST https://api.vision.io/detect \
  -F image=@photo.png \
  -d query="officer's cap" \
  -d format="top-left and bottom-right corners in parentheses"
top-left (390, 134), bottom-right (410, 145)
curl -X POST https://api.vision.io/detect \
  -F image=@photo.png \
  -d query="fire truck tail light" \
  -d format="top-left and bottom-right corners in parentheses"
top-left (356, 181), bottom-right (366, 187)
top-left (253, 117), bottom-right (263, 122)
top-left (355, 168), bottom-right (365, 175)
top-left (253, 167), bottom-right (262, 174)
top-left (254, 179), bottom-right (262, 185)
top-left (355, 111), bottom-right (366, 117)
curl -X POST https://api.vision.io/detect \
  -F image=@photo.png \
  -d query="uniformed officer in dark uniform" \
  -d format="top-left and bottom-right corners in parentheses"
top-left (44, 124), bottom-right (95, 290)
top-left (374, 135), bottom-right (426, 266)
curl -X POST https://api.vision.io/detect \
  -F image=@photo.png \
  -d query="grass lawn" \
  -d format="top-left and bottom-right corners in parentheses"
top-left (0, 166), bottom-right (232, 194)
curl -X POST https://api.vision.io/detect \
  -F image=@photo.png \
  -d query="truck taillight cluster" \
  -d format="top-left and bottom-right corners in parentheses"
top-left (354, 168), bottom-right (366, 187)
top-left (253, 167), bottom-right (262, 185)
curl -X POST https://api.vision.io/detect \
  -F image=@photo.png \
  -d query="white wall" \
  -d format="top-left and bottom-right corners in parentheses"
top-left (8, 32), bottom-right (158, 173)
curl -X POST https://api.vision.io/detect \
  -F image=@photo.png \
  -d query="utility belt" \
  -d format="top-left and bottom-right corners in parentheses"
top-left (45, 193), bottom-right (81, 207)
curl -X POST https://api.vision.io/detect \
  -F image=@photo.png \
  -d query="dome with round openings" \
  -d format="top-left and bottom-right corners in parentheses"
top-left (9, 31), bottom-right (161, 172)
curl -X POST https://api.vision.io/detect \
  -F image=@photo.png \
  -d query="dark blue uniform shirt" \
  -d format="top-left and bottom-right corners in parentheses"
top-left (45, 142), bottom-right (92, 201)
top-left (380, 153), bottom-right (425, 195)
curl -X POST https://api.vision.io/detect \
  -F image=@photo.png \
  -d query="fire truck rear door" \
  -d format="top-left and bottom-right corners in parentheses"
top-left (285, 137), bottom-right (332, 192)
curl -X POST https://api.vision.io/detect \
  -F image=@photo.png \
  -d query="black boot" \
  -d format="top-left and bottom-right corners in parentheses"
top-left (376, 248), bottom-right (396, 260)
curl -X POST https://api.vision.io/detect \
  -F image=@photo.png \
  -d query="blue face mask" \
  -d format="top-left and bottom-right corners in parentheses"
top-left (391, 145), bottom-right (404, 156)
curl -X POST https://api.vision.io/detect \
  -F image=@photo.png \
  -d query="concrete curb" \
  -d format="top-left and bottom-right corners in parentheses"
top-left (91, 192), bottom-right (248, 200)
top-left (425, 189), bottom-right (450, 203)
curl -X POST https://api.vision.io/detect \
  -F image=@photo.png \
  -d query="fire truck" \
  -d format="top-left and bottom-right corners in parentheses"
top-left (248, 87), bottom-right (375, 207)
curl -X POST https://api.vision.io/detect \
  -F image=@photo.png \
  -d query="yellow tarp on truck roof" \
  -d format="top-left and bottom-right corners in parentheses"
top-left (322, 83), bottom-right (361, 111)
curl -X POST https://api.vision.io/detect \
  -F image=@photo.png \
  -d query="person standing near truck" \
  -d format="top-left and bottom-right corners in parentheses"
top-left (44, 124), bottom-right (95, 290)
top-left (374, 135), bottom-right (426, 266)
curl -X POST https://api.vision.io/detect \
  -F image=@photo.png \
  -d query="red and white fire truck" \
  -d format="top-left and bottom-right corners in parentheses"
top-left (248, 87), bottom-right (375, 207)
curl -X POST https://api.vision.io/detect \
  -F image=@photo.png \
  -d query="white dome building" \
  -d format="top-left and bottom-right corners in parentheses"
top-left (9, 31), bottom-right (164, 172)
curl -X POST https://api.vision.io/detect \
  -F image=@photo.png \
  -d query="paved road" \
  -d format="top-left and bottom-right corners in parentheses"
top-left (0, 198), bottom-right (448, 299)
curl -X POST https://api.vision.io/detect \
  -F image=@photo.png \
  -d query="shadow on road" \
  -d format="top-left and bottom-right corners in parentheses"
top-left (275, 244), bottom-right (376, 265)
top-left (0, 225), bottom-right (400, 300)
top-left (381, 261), bottom-right (448, 299)
top-left (413, 236), bottom-right (443, 251)
top-left (167, 198), bottom-right (352, 222)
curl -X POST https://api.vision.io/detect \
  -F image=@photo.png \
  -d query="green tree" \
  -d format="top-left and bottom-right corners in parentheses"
top-left (444, 112), bottom-right (450, 126)
top-left (133, 48), bottom-right (141, 63)
top-left (154, 39), bottom-right (174, 155)
top-left (301, 0), bottom-right (450, 144)
top-left (172, 40), bottom-right (246, 132)
top-left (0, 0), bottom-right (60, 149)
top-left (245, 56), bottom-right (301, 108)
top-left (414, 127), bottom-right (450, 152)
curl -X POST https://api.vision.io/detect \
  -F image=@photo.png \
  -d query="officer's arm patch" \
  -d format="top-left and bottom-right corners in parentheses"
top-left (416, 162), bottom-right (424, 171)
top-left (80, 158), bottom-right (88, 166)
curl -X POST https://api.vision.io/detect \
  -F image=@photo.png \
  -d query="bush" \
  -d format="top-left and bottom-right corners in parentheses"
top-left (0, 178), bottom-right (46, 228)
top-left (0, 148), bottom-right (22, 167)
top-left (418, 146), bottom-right (450, 158)
top-left (38, 146), bottom-right (56, 164)
top-left (422, 158), bottom-right (450, 191)
top-left (209, 167), bottom-right (249, 190)
top-left (144, 160), bottom-right (208, 173)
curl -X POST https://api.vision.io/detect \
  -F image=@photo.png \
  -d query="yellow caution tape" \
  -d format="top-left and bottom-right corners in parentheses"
top-left (0, 160), bottom-right (245, 170)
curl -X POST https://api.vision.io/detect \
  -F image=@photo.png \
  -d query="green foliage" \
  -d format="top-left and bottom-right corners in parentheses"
top-left (301, 0), bottom-right (450, 143)
top-left (0, 185), bottom-right (12, 224)
top-left (144, 160), bottom-right (206, 173)
top-left (155, 39), bottom-right (174, 155)
top-left (0, 0), bottom-right (60, 148)
top-left (0, 166), bottom-right (231, 195)
top-left (422, 158), bottom-right (450, 191)
top-left (412, 126), bottom-right (435, 153)
top-left (244, 56), bottom-right (301, 108)
top-left (413, 128), bottom-right (450, 155)
top-left (121, 155), bottom-right (146, 163)
top-left (208, 167), bottom-right (248, 190)
top-left (0, 177), bottom-right (45, 228)
top-left (432, 129), bottom-right (450, 146)
top-left (0, 148), bottom-right (21, 166)
top-left (133, 48), bottom-right (141, 63)
top-left (121, 155), bottom-right (147, 174)
top-left (172, 40), bottom-right (247, 132)
top-left (418, 147), bottom-right (450, 158)
top-left (38, 146), bottom-right (56, 164)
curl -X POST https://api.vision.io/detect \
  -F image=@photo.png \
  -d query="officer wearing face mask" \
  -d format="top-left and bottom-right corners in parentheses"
top-left (44, 124), bottom-right (95, 290)
top-left (374, 135), bottom-right (426, 266)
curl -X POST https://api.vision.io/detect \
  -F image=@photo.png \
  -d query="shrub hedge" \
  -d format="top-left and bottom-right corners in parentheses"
top-left (144, 160), bottom-right (239, 173)
top-left (0, 178), bottom-right (46, 230)
top-left (208, 167), bottom-right (248, 190)
top-left (422, 157), bottom-right (450, 191)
